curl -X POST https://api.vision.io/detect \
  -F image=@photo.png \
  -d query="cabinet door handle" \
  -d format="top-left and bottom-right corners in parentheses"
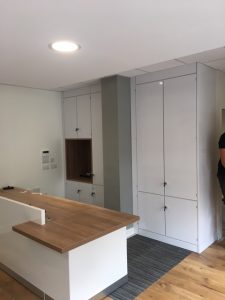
top-left (75, 128), bottom-right (79, 131)
top-left (91, 192), bottom-right (95, 197)
top-left (77, 189), bottom-right (81, 193)
top-left (163, 182), bottom-right (167, 187)
top-left (85, 173), bottom-right (94, 178)
top-left (164, 206), bottom-right (168, 211)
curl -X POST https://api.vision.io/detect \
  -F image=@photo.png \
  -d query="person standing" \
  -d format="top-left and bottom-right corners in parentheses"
top-left (217, 132), bottom-right (225, 204)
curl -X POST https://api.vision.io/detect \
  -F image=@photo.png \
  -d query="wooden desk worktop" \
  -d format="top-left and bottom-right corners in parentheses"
top-left (0, 189), bottom-right (139, 253)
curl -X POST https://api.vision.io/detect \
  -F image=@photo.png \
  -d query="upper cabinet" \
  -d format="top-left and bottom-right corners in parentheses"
top-left (136, 75), bottom-right (197, 200)
top-left (63, 87), bottom-right (104, 192)
top-left (63, 97), bottom-right (77, 139)
top-left (63, 95), bottom-right (91, 139)
top-left (76, 94), bottom-right (91, 138)
top-left (164, 75), bottom-right (197, 200)
top-left (136, 81), bottom-right (164, 195)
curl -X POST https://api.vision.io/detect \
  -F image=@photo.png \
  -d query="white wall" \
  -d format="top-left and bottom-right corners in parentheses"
top-left (216, 71), bottom-right (225, 238)
top-left (197, 64), bottom-right (217, 252)
top-left (0, 85), bottom-right (65, 196)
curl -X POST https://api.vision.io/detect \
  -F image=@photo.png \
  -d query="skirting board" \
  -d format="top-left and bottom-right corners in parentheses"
top-left (139, 229), bottom-right (198, 252)
top-left (0, 262), bottom-right (53, 300)
top-left (126, 225), bottom-right (138, 238)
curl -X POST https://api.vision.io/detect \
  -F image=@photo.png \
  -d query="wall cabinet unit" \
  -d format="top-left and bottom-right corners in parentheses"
top-left (63, 86), bottom-right (104, 207)
top-left (134, 63), bottom-right (217, 252)
top-left (63, 94), bottom-right (91, 139)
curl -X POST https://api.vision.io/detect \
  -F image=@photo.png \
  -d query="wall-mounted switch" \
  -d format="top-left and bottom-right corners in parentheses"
top-left (42, 164), bottom-right (49, 171)
top-left (51, 163), bottom-right (57, 169)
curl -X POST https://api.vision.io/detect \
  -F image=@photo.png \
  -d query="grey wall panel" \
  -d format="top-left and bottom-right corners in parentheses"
top-left (102, 76), bottom-right (120, 211)
top-left (117, 76), bottom-right (133, 214)
top-left (101, 76), bottom-right (132, 213)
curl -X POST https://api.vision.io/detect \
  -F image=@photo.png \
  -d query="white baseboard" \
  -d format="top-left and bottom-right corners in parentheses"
top-left (126, 225), bottom-right (138, 239)
top-left (139, 229), bottom-right (198, 252)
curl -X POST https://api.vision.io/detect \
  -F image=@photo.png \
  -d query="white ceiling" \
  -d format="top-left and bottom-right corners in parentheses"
top-left (119, 60), bottom-right (184, 76)
top-left (179, 47), bottom-right (225, 72)
top-left (120, 47), bottom-right (225, 77)
top-left (0, 0), bottom-right (225, 90)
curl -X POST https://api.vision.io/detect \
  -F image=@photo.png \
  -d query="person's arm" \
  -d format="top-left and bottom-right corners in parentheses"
top-left (220, 148), bottom-right (225, 167)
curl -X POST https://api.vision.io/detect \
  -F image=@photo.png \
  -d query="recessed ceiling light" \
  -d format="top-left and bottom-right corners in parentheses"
top-left (49, 41), bottom-right (80, 53)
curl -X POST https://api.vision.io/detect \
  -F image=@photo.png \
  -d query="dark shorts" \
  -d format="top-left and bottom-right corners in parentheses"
top-left (217, 174), bottom-right (225, 200)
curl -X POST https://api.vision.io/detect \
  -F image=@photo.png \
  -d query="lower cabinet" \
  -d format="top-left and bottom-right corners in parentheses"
top-left (92, 185), bottom-right (104, 207)
top-left (65, 180), bottom-right (104, 207)
top-left (165, 197), bottom-right (197, 244)
top-left (78, 182), bottom-right (93, 204)
top-left (138, 192), bottom-right (197, 245)
top-left (65, 180), bottom-right (80, 201)
top-left (138, 192), bottom-right (165, 235)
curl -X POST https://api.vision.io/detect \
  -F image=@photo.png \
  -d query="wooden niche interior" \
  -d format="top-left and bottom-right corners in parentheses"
top-left (65, 139), bottom-right (93, 183)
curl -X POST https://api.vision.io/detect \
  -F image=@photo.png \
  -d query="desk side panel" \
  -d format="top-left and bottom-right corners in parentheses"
top-left (0, 196), bottom-right (70, 300)
top-left (68, 227), bottom-right (127, 300)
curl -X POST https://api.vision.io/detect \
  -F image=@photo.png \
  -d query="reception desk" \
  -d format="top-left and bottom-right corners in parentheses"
top-left (0, 189), bottom-right (139, 300)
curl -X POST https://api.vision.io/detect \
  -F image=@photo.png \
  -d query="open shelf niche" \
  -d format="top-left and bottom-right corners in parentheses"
top-left (65, 139), bottom-right (93, 183)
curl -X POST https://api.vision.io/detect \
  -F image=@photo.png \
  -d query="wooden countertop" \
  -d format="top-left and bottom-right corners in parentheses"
top-left (0, 189), bottom-right (139, 253)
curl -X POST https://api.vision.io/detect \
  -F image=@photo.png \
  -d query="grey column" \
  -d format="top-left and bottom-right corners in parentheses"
top-left (101, 75), bottom-right (132, 213)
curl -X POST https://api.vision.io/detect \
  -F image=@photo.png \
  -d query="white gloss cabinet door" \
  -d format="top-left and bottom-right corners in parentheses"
top-left (164, 75), bottom-right (197, 200)
top-left (136, 82), bottom-right (164, 195)
top-left (138, 192), bottom-right (165, 235)
top-left (92, 185), bottom-right (104, 207)
top-left (63, 98), bottom-right (77, 138)
top-left (78, 182), bottom-right (93, 204)
top-left (65, 180), bottom-right (80, 201)
top-left (165, 197), bottom-right (197, 244)
top-left (91, 93), bottom-right (104, 185)
top-left (77, 94), bottom-right (91, 138)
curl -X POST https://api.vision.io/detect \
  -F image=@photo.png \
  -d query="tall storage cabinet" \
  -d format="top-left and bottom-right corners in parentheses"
top-left (136, 81), bottom-right (164, 195)
top-left (63, 84), bottom-right (104, 207)
top-left (134, 63), bottom-right (217, 252)
top-left (164, 75), bottom-right (197, 200)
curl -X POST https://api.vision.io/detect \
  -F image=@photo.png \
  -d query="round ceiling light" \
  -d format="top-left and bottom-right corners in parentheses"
top-left (49, 41), bottom-right (80, 53)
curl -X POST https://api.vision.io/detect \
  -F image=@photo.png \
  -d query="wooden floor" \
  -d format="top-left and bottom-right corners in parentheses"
top-left (1, 239), bottom-right (225, 300)
top-left (0, 270), bottom-right (40, 300)
top-left (107, 238), bottom-right (225, 300)
top-left (134, 239), bottom-right (225, 300)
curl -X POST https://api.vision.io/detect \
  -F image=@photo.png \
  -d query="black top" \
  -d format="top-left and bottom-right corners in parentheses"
top-left (218, 132), bottom-right (225, 176)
